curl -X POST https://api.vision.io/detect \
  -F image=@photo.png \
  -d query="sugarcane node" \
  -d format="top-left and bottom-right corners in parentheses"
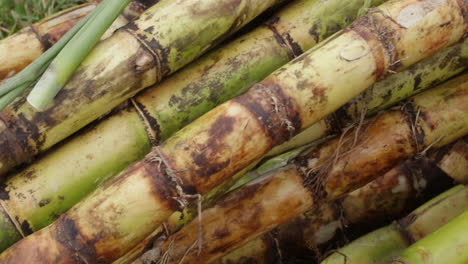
top-left (233, 82), bottom-right (302, 146)
top-left (149, 147), bottom-right (200, 208)
top-left (400, 101), bottom-right (426, 153)
top-left (349, 13), bottom-right (397, 79)
top-left (131, 98), bottom-right (162, 145)
top-left (264, 15), bottom-right (304, 58)
top-left (121, 25), bottom-right (166, 81)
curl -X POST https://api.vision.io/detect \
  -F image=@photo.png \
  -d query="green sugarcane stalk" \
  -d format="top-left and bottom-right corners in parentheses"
top-left (0, 0), bottom-right (464, 262)
top-left (0, 0), bottom-right (391, 253)
top-left (0, 0), bottom-right (288, 177)
top-left (0, 0), bottom-right (159, 83)
top-left (26, 0), bottom-right (133, 110)
top-left (137, 74), bottom-right (468, 264)
top-left (321, 186), bottom-right (468, 264)
top-left (392, 210), bottom-right (468, 264)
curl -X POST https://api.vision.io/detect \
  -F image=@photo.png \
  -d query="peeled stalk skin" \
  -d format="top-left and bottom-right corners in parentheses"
top-left (393, 210), bottom-right (468, 264)
top-left (0, 1), bottom-right (465, 262)
top-left (0, 0), bottom-right (383, 252)
top-left (0, 0), bottom-right (286, 177)
top-left (141, 75), bottom-right (468, 264)
top-left (0, 0), bottom-right (159, 83)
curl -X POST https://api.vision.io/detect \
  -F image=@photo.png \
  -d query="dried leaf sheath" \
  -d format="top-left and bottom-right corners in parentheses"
top-left (140, 75), bottom-right (468, 264)
top-left (0, 0), bottom-right (286, 176)
top-left (0, 0), bottom-right (465, 262)
top-left (0, 0), bottom-right (159, 82)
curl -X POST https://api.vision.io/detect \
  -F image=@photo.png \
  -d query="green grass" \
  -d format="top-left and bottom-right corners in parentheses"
top-left (0, 0), bottom-right (86, 39)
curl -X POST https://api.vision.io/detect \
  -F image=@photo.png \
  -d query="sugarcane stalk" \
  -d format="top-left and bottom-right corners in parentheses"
top-left (161, 136), bottom-right (468, 264)
top-left (132, 74), bottom-right (468, 264)
top-left (26, 0), bottom-right (133, 110)
top-left (321, 185), bottom-right (468, 264)
top-left (268, 37), bottom-right (468, 157)
top-left (123, 17), bottom-right (467, 264)
top-left (392, 210), bottom-right (468, 264)
top-left (0, 0), bottom-right (464, 262)
top-left (0, 0), bottom-right (158, 83)
top-left (0, 0), bottom-right (287, 177)
top-left (0, 0), bottom-right (392, 253)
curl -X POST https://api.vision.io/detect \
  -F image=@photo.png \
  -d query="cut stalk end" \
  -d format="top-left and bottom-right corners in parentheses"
top-left (27, 69), bottom-right (62, 110)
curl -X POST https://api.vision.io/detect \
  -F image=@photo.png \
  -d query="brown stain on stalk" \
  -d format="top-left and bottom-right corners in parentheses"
top-left (0, 227), bottom-right (84, 263)
top-left (50, 160), bottom-right (179, 263)
top-left (189, 116), bottom-right (236, 186)
top-left (263, 17), bottom-right (304, 58)
top-left (0, 39), bottom-right (155, 175)
top-left (33, 13), bottom-right (88, 50)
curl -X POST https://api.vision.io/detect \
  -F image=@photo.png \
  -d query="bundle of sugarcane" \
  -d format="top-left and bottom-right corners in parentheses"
top-left (123, 74), bottom-right (467, 264)
top-left (0, 0), bottom-right (159, 82)
top-left (123, 39), bottom-right (467, 261)
top-left (0, 0), bottom-right (464, 262)
top-left (321, 185), bottom-right (468, 264)
top-left (135, 136), bottom-right (467, 264)
top-left (0, 0), bottom-right (396, 252)
top-left (0, 0), bottom-right (288, 176)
